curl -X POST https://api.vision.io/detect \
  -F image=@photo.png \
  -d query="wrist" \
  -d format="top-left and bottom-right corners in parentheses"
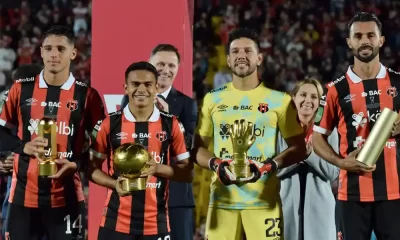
top-left (263, 158), bottom-right (278, 172)
top-left (208, 157), bottom-right (221, 171)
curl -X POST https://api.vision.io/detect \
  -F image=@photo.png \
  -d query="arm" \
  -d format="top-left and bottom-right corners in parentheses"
top-left (275, 94), bottom-right (307, 168)
top-left (192, 134), bottom-right (214, 169)
top-left (180, 98), bottom-right (198, 136)
top-left (312, 132), bottom-right (342, 167)
top-left (154, 118), bottom-right (193, 182)
top-left (306, 129), bottom-right (340, 181)
top-left (88, 117), bottom-right (116, 189)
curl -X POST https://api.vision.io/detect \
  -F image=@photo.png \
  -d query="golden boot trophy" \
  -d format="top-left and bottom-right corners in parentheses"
top-left (37, 117), bottom-right (58, 177)
top-left (113, 143), bottom-right (150, 191)
top-left (229, 119), bottom-right (256, 178)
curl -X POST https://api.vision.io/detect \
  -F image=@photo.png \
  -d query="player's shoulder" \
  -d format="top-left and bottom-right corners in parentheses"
top-left (387, 67), bottom-right (400, 77)
top-left (261, 85), bottom-right (290, 101)
top-left (13, 75), bottom-right (37, 85)
top-left (325, 74), bottom-right (347, 89)
top-left (108, 110), bottom-right (122, 117)
top-left (160, 110), bottom-right (174, 119)
top-left (207, 84), bottom-right (230, 96)
top-left (74, 79), bottom-right (89, 88)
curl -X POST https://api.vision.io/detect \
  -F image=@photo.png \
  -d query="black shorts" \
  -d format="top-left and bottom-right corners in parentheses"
top-left (336, 199), bottom-right (400, 240)
top-left (98, 226), bottom-right (171, 240)
top-left (5, 201), bottom-right (85, 240)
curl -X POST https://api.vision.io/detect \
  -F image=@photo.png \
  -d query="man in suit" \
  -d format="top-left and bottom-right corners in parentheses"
top-left (121, 44), bottom-right (197, 240)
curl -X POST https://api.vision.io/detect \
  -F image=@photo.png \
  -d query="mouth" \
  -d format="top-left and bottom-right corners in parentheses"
top-left (359, 46), bottom-right (373, 54)
top-left (133, 95), bottom-right (150, 100)
top-left (301, 105), bottom-right (313, 109)
top-left (235, 61), bottom-right (249, 68)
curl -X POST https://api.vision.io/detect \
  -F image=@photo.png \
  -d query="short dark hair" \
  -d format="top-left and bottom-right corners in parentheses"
top-left (228, 28), bottom-right (260, 52)
top-left (125, 61), bottom-right (159, 82)
top-left (347, 12), bottom-right (383, 35)
top-left (151, 44), bottom-right (180, 63)
top-left (42, 25), bottom-right (75, 45)
top-left (12, 64), bottom-right (42, 79)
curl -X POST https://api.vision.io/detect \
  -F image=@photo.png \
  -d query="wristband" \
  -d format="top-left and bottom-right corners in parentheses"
top-left (208, 157), bottom-right (219, 170)
top-left (263, 158), bottom-right (279, 171)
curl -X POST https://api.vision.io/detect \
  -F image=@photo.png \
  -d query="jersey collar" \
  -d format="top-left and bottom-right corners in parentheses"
top-left (346, 63), bottom-right (387, 83)
top-left (123, 105), bottom-right (160, 122)
top-left (38, 70), bottom-right (76, 90)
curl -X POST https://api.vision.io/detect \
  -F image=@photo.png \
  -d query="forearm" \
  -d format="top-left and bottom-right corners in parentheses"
top-left (313, 134), bottom-right (342, 167)
top-left (155, 163), bottom-right (194, 182)
top-left (89, 167), bottom-right (116, 190)
top-left (192, 146), bottom-right (214, 169)
top-left (274, 145), bottom-right (306, 168)
top-left (0, 126), bottom-right (25, 154)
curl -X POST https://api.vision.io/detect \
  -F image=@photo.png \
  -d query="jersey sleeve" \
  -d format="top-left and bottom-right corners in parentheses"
top-left (196, 93), bottom-right (213, 137)
top-left (277, 94), bottom-right (304, 139)
top-left (171, 117), bottom-right (190, 161)
top-left (89, 117), bottom-right (110, 160)
top-left (313, 85), bottom-right (338, 136)
top-left (0, 84), bottom-right (19, 129)
top-left (85, 87), bottom-right (105, 131)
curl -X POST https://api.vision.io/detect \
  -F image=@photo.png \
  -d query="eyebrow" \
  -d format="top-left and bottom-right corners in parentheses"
top-left (353, 31), bottom-right (376, 35)
top-left (42, 45), bottom-right (67, 48)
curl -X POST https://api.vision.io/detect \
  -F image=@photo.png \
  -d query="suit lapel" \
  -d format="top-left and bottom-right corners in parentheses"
top-left (166, 87), bottom-right (178, 114)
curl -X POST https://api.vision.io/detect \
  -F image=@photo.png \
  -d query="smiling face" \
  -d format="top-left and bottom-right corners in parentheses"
top-left (124, 70), bottom-right (158, 109)
top-left (149, 51), bottom-right (179, 91)
top-left (293, 83), bottom-right (320, 117)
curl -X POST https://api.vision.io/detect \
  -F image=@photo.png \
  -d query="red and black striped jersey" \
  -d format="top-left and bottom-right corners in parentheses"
top-left (314, 63), bottom-right (400, 202)
top-left (90, 106), bottom-right (189, 235)
top-left (0, 71), bottom-right (105, 208)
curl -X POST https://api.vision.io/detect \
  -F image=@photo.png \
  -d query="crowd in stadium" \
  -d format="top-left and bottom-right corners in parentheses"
top-left (0, 0), bottom-right (400, 240)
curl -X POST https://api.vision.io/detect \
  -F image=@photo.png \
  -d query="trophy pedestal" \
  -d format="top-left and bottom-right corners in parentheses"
top-left (38, 161), bottom-right (57, 177)
top-left (122, 177), bottom-right (147, 191)
top-left (229, 164), bottom-right (252, 179)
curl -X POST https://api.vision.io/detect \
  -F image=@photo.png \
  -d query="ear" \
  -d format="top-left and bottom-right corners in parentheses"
top-left (256, 52), bottom-right (264, 67)
top-left (40, 46), bottom-right (44, 59)
top-left (346, 38), bottom-right (352, 49)
top-left (124, 83), bottom-right (128, 94)
top-left (379, 35), bottom-right (385, 48)
top-left (70, 47), bottom-right (77, 60)
top-left (227, 55), bottom-right (231, 68)
top-left (155, 82), bottom-right (159, 92)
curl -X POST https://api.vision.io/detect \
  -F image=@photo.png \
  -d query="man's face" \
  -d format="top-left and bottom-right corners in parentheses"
top-left (346, 21), bottom-right (384, 63)
top-left (41, 35), bottom-right (76, 74)
top-left (149, 51), bottom-right (179, 90)
top-left (227, 38), bottom-right (263, 78)
top-left (124, 70), bottom-right (158, 108)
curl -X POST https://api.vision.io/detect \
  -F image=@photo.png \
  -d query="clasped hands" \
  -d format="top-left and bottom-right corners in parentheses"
top-left (209, 158), bottom-right (276, 185)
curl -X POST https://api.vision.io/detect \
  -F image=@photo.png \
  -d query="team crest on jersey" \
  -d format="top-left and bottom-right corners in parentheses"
top-left (386, 86), bottom-right (398, 98)
top-left (66, 99), bottom-right (78, 111)
top-left (258, 103), bottom-right (269, 113)
top-left (156, 131), bottom-right (168, 142)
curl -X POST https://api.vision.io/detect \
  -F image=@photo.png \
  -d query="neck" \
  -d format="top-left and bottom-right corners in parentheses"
top-left (129, 103), bottom-right (154, 122)
top-left (352, 56), bottom-right (381, 80)
top-left (298, 114), bottom-right (313, 130)
top-left (158, 85), bottom-right (171, 94)
top-left (232, 71), bottom-right (260, 91)
top-left (43, 68), bottom-right (70, 86)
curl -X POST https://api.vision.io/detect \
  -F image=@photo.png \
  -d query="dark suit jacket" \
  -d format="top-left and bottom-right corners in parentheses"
top-left (121, 87), bottom-right (197, 208)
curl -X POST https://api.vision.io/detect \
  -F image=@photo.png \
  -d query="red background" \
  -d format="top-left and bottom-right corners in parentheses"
top-left (89, 1), bottom-right (193, 239)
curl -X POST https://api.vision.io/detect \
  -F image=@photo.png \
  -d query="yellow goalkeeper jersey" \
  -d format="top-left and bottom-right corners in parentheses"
top-left (196, 82), bottom-right (303, 209)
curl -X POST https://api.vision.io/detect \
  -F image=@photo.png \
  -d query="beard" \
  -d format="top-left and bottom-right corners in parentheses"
top-left (230, 63), bottom-right (257, 78)
top-left (353, 45), bottom-right (380, 63)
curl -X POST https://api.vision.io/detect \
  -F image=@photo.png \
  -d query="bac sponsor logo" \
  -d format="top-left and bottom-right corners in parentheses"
top-left (327, 75), bottom-right (345, 87)
top-left (41, 101), bottom-right (61, 108)
top-left (132, 133), bottom-right (151, 138)
top-left (28, 119), bottom-right (74, 136)
top-left (233, 105), bottom-right (253, 110)
top-left (361, 90), bottom-right (381, 97)
top-left (15, 77), bottom-right (35, 83)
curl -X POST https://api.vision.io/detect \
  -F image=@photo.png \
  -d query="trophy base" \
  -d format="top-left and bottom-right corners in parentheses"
top-left (121, 177), bottom-right (147, 191)
top-left (38, 161), bottom-right (58, 177)
top-left (229, 164), bottom-right (251, 179)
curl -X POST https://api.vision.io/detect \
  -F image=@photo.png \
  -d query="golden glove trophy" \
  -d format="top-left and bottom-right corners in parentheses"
top-left (357, 108), bottom-right (399, 166)
top-left (37, 117), bottom-right (58, 177)
top-left (229, 119), bottom-right (256, 178)
top-left (113, 143), bottom-right (150, 191)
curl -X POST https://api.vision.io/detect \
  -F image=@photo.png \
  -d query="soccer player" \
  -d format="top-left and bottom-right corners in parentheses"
top-left (313, 12), bottom-right (400, 239)
top-left (193, 28), bottom-right (307, 240)
top-left (89, 61), bottom-right (193, 240)
top-left (0, 25), bottom-right (105, 240)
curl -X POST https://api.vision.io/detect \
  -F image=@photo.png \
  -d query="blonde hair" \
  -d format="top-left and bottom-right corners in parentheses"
top-left (291, 78), bottom-right (323, 100)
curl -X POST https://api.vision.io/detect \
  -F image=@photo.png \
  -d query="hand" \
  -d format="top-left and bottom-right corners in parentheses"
top-left (115, 176), bottom-right (131, 197)
top-left (3, 153), bottom-right (14, 173)
top-left (140, 158), bottom-right (159, 177)
top-left (338, 148), bottom-right (376, 173)
top-left (306, 141), bottom-right (313, 156)
top-left (48, 159), bottom-right (77, 180)
top-left (392, 119), bottom-right (400, 137)
top-left (208, 158), bottom-right (237, 185)
top-left (241, 159), bottom-right (278, 183)
top-left (154, 96), bottom-right (169, 112)
top-left (23, 137), bottom-right (48, 157)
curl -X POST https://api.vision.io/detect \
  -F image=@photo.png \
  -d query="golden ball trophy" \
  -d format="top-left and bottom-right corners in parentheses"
top-left (113, 143), bottom-right (150, 191)
top-left (229, 119), bottom-right (256, 178)
top-left (37, 117), bottom-right (58, 177)
top-left (357, 108), bottom-right (399, 166)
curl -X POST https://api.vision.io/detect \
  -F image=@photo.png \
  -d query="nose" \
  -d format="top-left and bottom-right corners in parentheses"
top-left (137, 83), bottom-right (147, 91)
top-left (49, 48), bottom-right (59, 58)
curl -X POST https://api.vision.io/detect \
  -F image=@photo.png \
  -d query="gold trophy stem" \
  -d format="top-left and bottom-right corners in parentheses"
top-left (38, 160), bottom-right (58, 177)
top-left (122, 177), bottom-right (147, 191)
top-left (229, 153), bottom-right (251, 178)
